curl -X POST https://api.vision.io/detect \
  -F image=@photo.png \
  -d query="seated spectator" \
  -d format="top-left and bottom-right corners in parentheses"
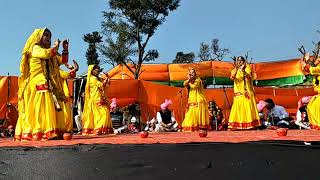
top-left (122, 102), bottom-right (141, 133)
top-left (0, 125), bottom-right (14, 138)
top-left (110, 98), bottom-right (124, 129)
top-left (208, 100), bottom-right (226, 130)
top-left (145, 99), bottom-right (178, 132)
top-left (257, 100), bottom-right (269, 128)
top-left (295, 96), bottom-right (312, 129)
top-left (110, 98), bottom-right (131, 134)
top-left (156, 99), bottom-right (178, 132)
top-left (264, 98), bottom-right (291, 128)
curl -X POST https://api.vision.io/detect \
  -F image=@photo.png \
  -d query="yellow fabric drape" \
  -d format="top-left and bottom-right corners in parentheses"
top-left (82, 65), bottom-right (112, 135)
top-left (182, 77), bottom-right (210, 131)
top-left (228, 65), bottom-right (260, 130)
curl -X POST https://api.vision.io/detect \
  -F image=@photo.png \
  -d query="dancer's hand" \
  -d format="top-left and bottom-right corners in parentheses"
top-left (253, 72), bottom-right (257, 80)
top-left (300, 59), bottom-right (307, 70)
top-left (103, 72), bottom-right (110, 86)
top-left (304, 52), bottom-right (310, 62)
top-left (54, 39), bottom-right (60, 50)
top-left (187, 73), bottom-right (191, 81)
top-left (65, 63), bottom-right (73, 70)
top-left (72, 60), bottom-right (79, 71)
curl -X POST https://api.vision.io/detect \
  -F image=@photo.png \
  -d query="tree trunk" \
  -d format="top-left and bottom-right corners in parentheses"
top-left (134, 47), bottom-right (144, 79)
top-left (134, 62), bottom-right (141, 79)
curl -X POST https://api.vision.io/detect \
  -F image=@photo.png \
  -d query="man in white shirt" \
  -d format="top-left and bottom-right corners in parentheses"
top-left (264, 98), bottom-right (290, 128)
top-left (145, 99), bottom-right (178, 132)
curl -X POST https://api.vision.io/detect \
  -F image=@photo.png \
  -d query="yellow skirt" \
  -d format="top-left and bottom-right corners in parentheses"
top-left (228, 93), bottom-right (260, 130)
top-left (25, 86), bottom-right (58, 140)
top-left (307, 95), bottom-right (320, 129)
top-left (56, 100), bottom-right (73, 134)
top-left (14, 113), bottom-right (34, 141)
top-left (182, 102), bottom-right (210, 132)
top-left (82, 101), bottom-right (113, 135)
top-left (14, 86), bottom-right (33, 141)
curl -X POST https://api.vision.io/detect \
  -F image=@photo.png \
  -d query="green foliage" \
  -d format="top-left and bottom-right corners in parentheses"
top-left (100, 0), bottom-right (180, 78)
top-left (198, 42), bottom-right (211, 61)
top-left (83, 31), bottom-right (103, 65)
top-left (172, 52), bottom-right (195, 63)
top-left (198, 38), bottom-right (230, 61)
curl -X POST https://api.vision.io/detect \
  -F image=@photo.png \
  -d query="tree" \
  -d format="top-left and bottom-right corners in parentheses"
top-left (99, 30), bottom-right (136, 67)
top-left (198, 42), bottom-right (211, 61)
top-left (172, 52), bottom-right (195, 63)
top-left (211, 38), bottom-right (229, 61)
top-left (83, 31), bottom-right (103, 65)
top-left (197, 38), bottom-right (230, 61)
top-left (101, 0), bottom-right (180, 79)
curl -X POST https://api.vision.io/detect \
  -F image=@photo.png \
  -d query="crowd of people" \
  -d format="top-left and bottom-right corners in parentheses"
top-left (0, 28), bottom-right (317, 140)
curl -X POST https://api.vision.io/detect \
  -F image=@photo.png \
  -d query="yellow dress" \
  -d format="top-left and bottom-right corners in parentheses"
top-left (59, 70), bottom-right (74, 133)
top-left (48, 55), bottom-right (74, 135)
top-left (228, 66), bottom-right (260, 129)
top-left (182, 77), bottom-right (210, 131)
top-left (15, 28), bottom-right (59, 141)
top-left (306, 65), bottom-right (320, 129)
top-left (82, 65), bottom-right (112, 135)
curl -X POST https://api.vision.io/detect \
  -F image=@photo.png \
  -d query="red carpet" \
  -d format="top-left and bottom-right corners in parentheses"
top-left (1, 130), bottom-right (320, 148)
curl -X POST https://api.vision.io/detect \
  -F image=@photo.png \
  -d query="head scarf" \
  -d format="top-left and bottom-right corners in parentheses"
top-left (298, 96), bottom-right (312, 109)
top-left (18, 28), bottom-right (46, 114)
top-left (257, 100), bottom-right (267, 112)
top-left (84, 65), bottom-right (94, 101)
top-left (110, 98), bottom-right (117, 109)
top-left (82, 65), bottom-right (94, 119)
top-left (160, 99), bottom-right (172, 110)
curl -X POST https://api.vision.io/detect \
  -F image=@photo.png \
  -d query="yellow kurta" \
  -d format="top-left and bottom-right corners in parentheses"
top-left (307, 65), bottom-right (320, 129)
top-left (182, 77), bottom-right (210, 131)
top-left (82, 66), bottom-right (112, 135)
top-left (15, 29), bottom-right (59, 141)
top-left (228, 66), bottom-right (260, 130)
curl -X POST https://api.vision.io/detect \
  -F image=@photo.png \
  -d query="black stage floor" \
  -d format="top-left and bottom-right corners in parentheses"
top-left (0, 141), bottom-right (319, 180)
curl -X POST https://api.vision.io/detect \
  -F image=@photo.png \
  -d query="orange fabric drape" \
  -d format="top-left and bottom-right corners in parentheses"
top-left (107, 59), bottom-right (305, 81)
top-left (0, 76), bottom-right (19, 127)
top-left (0, 76), bottom-right (316, 127)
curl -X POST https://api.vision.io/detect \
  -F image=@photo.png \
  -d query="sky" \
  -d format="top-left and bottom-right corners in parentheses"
top-left (1, 0), bottom-right (320, 76)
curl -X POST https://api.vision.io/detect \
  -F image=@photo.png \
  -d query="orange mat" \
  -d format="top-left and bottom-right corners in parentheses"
top-left (1, 130), bottom-right (319, 148)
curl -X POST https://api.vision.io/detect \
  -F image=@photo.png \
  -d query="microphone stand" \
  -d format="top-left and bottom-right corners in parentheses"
top-left (176, 89), bottom-right (184, 124)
